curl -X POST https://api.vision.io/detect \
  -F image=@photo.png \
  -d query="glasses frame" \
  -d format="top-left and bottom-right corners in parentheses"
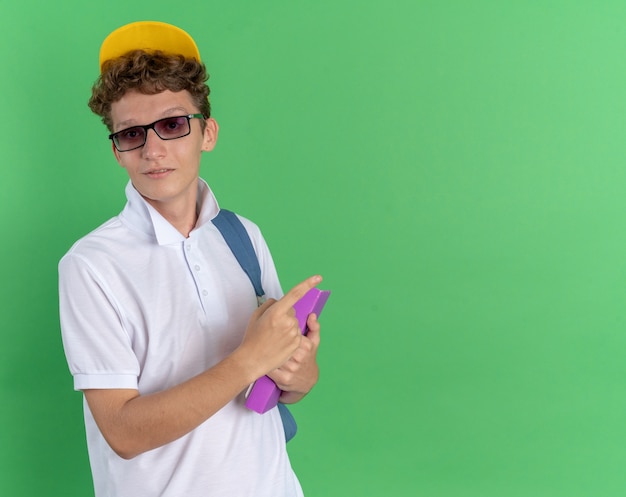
top-left (109, 114), bottom-right (205, 152)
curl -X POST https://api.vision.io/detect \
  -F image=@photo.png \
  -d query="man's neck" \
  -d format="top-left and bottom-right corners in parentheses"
top-left (145, 193), bottom-right (199, 238)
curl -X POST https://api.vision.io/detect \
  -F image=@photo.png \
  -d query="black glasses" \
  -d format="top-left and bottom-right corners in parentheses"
top-left (109, 114), bottom-right (205, 152)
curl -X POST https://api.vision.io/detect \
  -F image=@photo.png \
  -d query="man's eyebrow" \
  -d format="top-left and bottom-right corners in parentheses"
top-left (114, 107), bottom-right (191, 131)
top-left (160, 106), bottom-right (190, 117)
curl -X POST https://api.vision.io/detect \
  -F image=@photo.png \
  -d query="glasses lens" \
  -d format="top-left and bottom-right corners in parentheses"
top-left (115, 127), bottom-right (146, 151)
top-left (154, 116), bottom-right (190, 140)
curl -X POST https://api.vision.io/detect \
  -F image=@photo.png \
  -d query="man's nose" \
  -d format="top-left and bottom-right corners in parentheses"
top-left (141, 128), bottom-right (166, 158)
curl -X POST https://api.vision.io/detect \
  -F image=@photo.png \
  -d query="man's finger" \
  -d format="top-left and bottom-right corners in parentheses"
top-left (252, 298), bottom-right (276, 318)
top-left (305, 314), bottom-right (321, 347)
top-left (275, 275), bottom-right (322, 311)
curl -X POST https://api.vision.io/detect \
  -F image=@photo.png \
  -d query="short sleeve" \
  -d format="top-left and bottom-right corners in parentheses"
top-left (59, 252), bottom-right (140, 391)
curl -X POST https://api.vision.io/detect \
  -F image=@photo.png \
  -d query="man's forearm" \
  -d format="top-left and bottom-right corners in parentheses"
top-left (85, 349), bottom-right (257, 459)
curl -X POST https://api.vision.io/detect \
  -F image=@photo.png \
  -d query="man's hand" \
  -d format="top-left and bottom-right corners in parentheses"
top-left (237, 275), bottom-right (322, 380)
top-left (269, 311), bottom-right (321, 404)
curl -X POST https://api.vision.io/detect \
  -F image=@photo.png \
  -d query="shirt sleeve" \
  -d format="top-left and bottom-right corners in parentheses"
top-left (59, 252), bottom-right (140, 391)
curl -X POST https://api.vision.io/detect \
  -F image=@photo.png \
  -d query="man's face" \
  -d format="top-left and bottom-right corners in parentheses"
top-left (110, 89), bottom-right (218, 213)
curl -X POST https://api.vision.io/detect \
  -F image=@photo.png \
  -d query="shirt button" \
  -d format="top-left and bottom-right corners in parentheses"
top-left (186, 244), bottom-right (191, 251)
top-left (194, 265), bottom-right (201, 271)
top-left (202, 290), bottom-right (208, 296)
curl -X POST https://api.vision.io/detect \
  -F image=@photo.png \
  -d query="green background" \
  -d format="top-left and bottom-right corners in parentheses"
top-left (2, 1), bottom-right (626, 495)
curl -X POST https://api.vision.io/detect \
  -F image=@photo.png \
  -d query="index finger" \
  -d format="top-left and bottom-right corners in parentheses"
top-left (275, 275), bottom-right (323, 311)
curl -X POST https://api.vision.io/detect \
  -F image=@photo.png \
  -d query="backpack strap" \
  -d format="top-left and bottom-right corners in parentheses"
top-left (211, 209), bottom-right (297, 442)
top-left (212, 209), bottom-right (265, 304)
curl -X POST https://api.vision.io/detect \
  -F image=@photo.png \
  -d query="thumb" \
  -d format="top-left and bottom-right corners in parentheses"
top-left (305, 313), bottom-right (321, 346)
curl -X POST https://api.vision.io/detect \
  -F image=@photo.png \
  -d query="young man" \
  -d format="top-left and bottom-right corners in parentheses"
top-left (59, 21), bottom-right (322, 497)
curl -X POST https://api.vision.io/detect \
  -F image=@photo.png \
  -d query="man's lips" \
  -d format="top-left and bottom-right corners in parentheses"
top-left (144, 168), bottom-right (174, 177)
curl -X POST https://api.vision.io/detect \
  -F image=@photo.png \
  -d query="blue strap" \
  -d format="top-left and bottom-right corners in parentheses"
top-left (212, 209), bottom-right (297, 442)
top-left (277, 403), bottom-right (298, 442)
top-left (212, 209), bottom-right (265, 298)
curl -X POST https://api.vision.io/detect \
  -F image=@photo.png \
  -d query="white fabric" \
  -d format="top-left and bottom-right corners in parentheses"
top-left (59, 179), bottom-right (304, 497)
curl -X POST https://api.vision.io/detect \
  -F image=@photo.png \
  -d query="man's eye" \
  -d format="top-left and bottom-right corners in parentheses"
top-left (163, 118), bottom-right (183, 130)
top-left (121, 128), bottom-right (142, 139)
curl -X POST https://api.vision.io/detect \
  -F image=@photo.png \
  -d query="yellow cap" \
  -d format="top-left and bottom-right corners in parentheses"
top-left (99, 21), bottom-right (200, 72)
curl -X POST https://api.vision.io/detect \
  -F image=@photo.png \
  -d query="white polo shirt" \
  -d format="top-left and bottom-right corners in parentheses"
top-left (59, 179), bottom-right (303, 497)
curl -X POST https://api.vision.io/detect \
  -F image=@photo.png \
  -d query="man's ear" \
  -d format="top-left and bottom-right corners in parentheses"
top-left (111, 142), bottom-right (124, 166)
top-left (201, 118), bottom-right (219, 152)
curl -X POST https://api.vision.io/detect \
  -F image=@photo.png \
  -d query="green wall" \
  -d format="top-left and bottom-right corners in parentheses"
top-left (2, 1), bottom-right (626, 495)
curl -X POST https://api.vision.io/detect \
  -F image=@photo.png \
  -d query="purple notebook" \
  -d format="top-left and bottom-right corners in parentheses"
top-left (245, 287), bottom-right (331, 414)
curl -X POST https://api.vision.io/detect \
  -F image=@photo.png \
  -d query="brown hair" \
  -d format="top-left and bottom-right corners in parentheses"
top-left (88, 50), bottom-right (211, 131)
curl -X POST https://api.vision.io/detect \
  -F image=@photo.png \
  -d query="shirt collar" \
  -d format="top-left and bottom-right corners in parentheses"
top-left (119, 178), bottom-right (220, 245)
